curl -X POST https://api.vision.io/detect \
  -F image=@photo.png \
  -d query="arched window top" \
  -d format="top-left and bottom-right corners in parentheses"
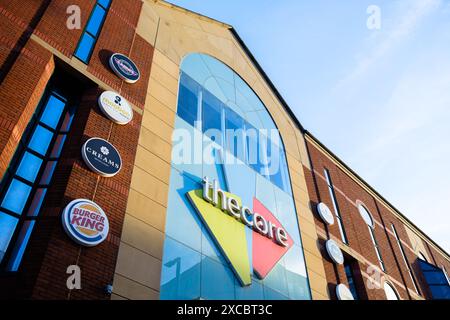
top-left (383, 282), bottom-right (400, 300)
top-left (180, 53), bottom-right (277, 132)
top-left (418, 251), bottom-right (428, 262)
top-left (357, 202), bottom-right (374, 228)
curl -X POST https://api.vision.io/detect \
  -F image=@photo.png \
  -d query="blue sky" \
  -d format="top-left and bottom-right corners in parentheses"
top-left (167, 0), bottom-right (450, 253)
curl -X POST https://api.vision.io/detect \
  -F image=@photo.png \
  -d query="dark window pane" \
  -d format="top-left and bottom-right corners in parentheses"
top-left (97, 0), bottom-right (111, 8)
top-left (74, 32), bottom-right (95, 63)
top-left (1, 179), bottom-right (32, 214)
top-left (202, 91), bottom-right (222, 143)
top-left (60, 110), bottom-right (75, 132)
top-left (0, 213), bottom-right (19, 263)
top-left (177, 73), bottom-right (199, 126)
top-left (27, 188), bottom-right (47, 217)
top-left (40, 95), bottom-right (66, 129)
top-left (86, 5), bottom-right (106, 37)
top-left (16, 152), bottom-right (43, 183)
top-left (225, 107), bottom-right (245, 161)
top-left (40, 161), bottom-right (57, 185)
top-left (28, 125), bottom-right (53, 156)
top-left (6, 220), bottom-right (35, 271)
top-left (50, 135), bottom-right (66, 158)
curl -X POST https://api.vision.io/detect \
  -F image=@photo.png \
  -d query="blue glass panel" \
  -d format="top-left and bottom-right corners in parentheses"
top-left (0, 213), bottom-right (18, 263)
top-left (16, 152), bottom-right (43, 183)
top-left (74, 32), bottom-right (95, 63)
top-left (429, 285), bottom-right (450, 299)
top-left (40, 161), bottom-right (57, 185)
top-left (28, 125), bottom-right (53, 156)
top-left (263, 286), bottom-right (289, 300)
top-left (201, 256), bottom-right (236, 300)
top-left (86, 5), bottom-right (106, 37)
top-left (262, 258), bottom-right (288, 295)
top-left (60, 111), bottom-right (75, 132)
top-left (180, 54), bottom-right (211, 86)
top-left (97, 0), bottom-right (111, 8)
top-left (235, 279), bottom-right (264, 300)
top-left (202, 91), bottom-right (223, 143)
top-left (255, 173), bottom-right (277, 215)
top-left (27, 188), bottom-right (47, 217)
top-left (160, 237), bottom-right (201, 300)
top-left (165, 168), bottom-right (202, 251)
top-left (223, 152), bottom-right (256, 208)
top-left (40, 95), bottom-right (65, 129)
top-left (225, 107), bottom-right (245, 162)
top-left (284, 245), bottom-right (311, 299)
top-left (177, 73), bottom-right (199, 127)
top-left (423, 271), bottom-right (449, 285)
top-left (6, 220), bottom-right (35, 271)
top-left (50, 135), bottom-right (66, 158)
top-left (273, 187), bottom-right (301, 245)
top-left (1, 179), bottom-right (32, 214)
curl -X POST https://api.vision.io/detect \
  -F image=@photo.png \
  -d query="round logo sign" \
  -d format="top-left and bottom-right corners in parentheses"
top-left (81, 138), bottom-right (122, 177)
top-left (336, 284), bottom-right (355, 300)
top-left (98, 91), bottom-right (133, 125)
top-left (325, 239), bottom-right (344, 265)
top-left (62, 199), bottom-right (109, 247)
top-left (316, 202), bottom-right (334, 225)
top-left (109, 53), bottom-right (140, 83)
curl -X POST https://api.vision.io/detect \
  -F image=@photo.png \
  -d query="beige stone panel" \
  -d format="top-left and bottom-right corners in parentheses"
top-left (231, 44), bottom-right (258, 87)
top-left (300, 233), bottom-right (321, 256)
top-left (296, 203), bottom-right (316, 225)
top-left (115, 242), bottom-right (161, 291)
top-left (130, 166), bottom-right (169, 207)
top-left (148, 77), bottom-right (178, 112)
top-left (126, 189), bottom-right (167, 231)
top-left (153, 18), bottom-right (178, 63)
top-left (138, 127), bottom-right (172, 163)
top-left (295, 132), bottom-right (312, 170)
top-left (142, 110), bottom-right (173, 144)
top-left (286, 153), bottom-right (303, 171)
top-left (405, 227), bottom-right (431, 261)
top-left (145, 94), bottom-right (176, 127)
top-left (121, 214), bottom-right (164, 260)
top-left (113, 274), bottom-right (160, 300)
top-left (150, 63), bottom-right (179, 95)
top-left (137, 1), bottom-right (160, 46)
top-left (292, 185), bottom-right (310, 208)
top-left (154, 2), bottom-right (204, 31)
top-left (153, 49), bottom-right (180, 80)
top-left (307, 270), bottom-right (329, 298)
top-left (110, 293), bottom-right (127, 300)
top-left (311, 289), bottom-right (329, 300)
top-left (298, 218), bottom-right (320, 241)
top-left (135, 146), bottom-right (171, 183)
top-left (303, 247), bottom-right (326, 271)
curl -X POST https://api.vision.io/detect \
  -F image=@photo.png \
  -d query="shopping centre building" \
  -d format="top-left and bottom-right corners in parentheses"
top-left (0, 0), bottom-right (449, 300)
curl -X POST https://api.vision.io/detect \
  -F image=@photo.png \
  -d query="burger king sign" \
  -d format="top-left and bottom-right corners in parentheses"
top-left (62, 199), bottom-right (109, 247)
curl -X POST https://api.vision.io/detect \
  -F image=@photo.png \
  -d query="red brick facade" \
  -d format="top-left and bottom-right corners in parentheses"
top-left (303, 137), bottom-right (450, 300)
top-left (0, 0), bottom-right (153, 299)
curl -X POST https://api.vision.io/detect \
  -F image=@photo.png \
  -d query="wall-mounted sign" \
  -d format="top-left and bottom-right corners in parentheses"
top-left (62, 199), bottom-right (109, 247)
top-left (109, 53), bottom-right (140, 84)
top-left (316, 202), bottom-right (334, 225)
top-left (336, 284), bottom-right (355, 300)
top-left (81, 138), bottom-right (122, 177)
top-left (98, 91), bottom-right (133, 125)
top-left (325, 239), bottom-right (344, 265)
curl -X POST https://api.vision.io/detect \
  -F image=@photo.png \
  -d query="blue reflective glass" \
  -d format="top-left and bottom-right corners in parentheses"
top-left (201, 256), bottom-right (236, 300)
top-left (86, 5), bottom-right (106, 37)
top-left (50, 135), bottom-right (67, 158)
top-left (1, 179), bottom-right (32, 214)
top-left (97, 0), bottom-right (111, 9)
top-left (16, 152), bottom-right (43, 183)
top-left (40, 161), bottom-right (57, 185)
top-left (160, 237), bottom-right (201, 300)
top-left (263, 286), bottom-right (289, 300)
top-left (284, 246), bottom-right (310, 299)
top-left (177, 73), bottom-right (199, 127)
top-left (60, 111), bottom-right (75, 132)
top-left (28, 125), bottom-right (53, 156)
top-left (423, 271), bottom-right (449, 285)
top-left (40, 95), bottom-right (65, 129)
top-left (27, 188), bottom-right (47, 217)
top-left (202, 91), bottom-right (222, 143)
top-left (262, 259), bottom-right (288, 295)
top-left (0, 213), bottom-right (18, 263)
top-left (429, 285), bottom-right (450, 299)
top-left (74, 32), bottom-right (95, 63)
top-left (6, 220), bottom-right (35, 271)
top-left (225, 107), bottom-right (245, 161)
top-left (235, 279), bottom-right (264, 300)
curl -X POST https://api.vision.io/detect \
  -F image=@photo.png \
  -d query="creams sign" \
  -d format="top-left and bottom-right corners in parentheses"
top-left (81, 137), bottom-right (122, 177)
top-left (62, 199), bottom-right (109, 247)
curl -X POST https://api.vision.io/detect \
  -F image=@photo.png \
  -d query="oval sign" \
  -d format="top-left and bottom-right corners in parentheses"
top-left (98, 91), bottom-right (133, 125)
top-left (62, 199), bottom-right (109, 247)
top-left (325, 239), bottom-right (344, 265)
top-left (316, 202), bottom-right (334, 225)
top-left (109, 53), bottom-right (140, 83)
top-left (81, 137), bottom-right (122, 177)
top-left (336, 284), bottom-right (354, 300)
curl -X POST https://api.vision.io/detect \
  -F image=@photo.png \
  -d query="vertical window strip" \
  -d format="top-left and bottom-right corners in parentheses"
top-left (74, 0), bottom-right (112, 63)
top-left (391, 224), bottom-right (420, 295)
top-left (344, 261), bottom-right (359, 299)
top-left (368, 226), bottom-right (385, 272)
top-left (324, 168), bottom-right (349, 244)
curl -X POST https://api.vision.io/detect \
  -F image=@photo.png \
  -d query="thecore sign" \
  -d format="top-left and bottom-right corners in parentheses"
top-left (201, 177), bottom-right (288, 247)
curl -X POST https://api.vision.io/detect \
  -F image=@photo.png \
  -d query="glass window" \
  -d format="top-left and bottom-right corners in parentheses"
top-left (177, 73), bottom-right (199, 126)
top-left (27, 189), bottom-right (47, 217)
top-left (50, 135), bottom-right (67, 158)
top-left (357, 204), bottom-right (374, 228)
top-left (418, 259), bottom-right (450, 300)
top-left (324, 168), bottom-right (348, 244)
top-left (202, 94), bottom-right (223, 143)
top-left (358, 203), bottom-right (385, 272)
top-left (74, 32), bottom-right (95, 63)
top-left (97, 0), bottom-right (111, 9)
top-left (40, 95), bottom-right (65, 129)
top-left (60, 110), bottom-right (74, 132)
top-left (1, 179), bottom-right (32, 214)
top-left (6, 220), bottom-right (35, 271)
top-left (225, 107), bottom-right (245, 161)
top-left (40, 161), bottom-right (57, 185)
top-left (28, 125), bottom-right (54, 156)
top-left (0, 213), bottom-right (18, 263)
top-left (16, 152), bottom-right (43, 183)
top-left (201, 256), bottom-right (236, 300)
top-left (384, 282), bottom-right (399, 300)
top-left (344, 261), bottom-right (359, 299)
top-left (85, 5), bottom-right (106, 37)
top-left (418, 252), bottom-right (428, 262)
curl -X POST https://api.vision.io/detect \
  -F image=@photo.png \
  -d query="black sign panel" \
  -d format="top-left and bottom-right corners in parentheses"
top-left (81, 138), bottom-right (122, 177)
top-left (109, 53), bottom-right (140, 84)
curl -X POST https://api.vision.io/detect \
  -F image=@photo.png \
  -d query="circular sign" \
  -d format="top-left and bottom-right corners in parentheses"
top-left (98, 91), bottom-right (133, 125)
top-left (336, 284), bottom-right (354, 300)
top-left (316, 202), bottom-right (334, 225)
top-left (109, 53), bottom-right (140, 83)
top-left (62, 199), bottom-right (109, 247)
top-left (81, 138), bottom-right (122, 177)
top-left (325, 239), bottom-right (344, 265)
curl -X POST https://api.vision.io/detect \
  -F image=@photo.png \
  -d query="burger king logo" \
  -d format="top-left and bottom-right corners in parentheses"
top-left (62, 199), bottom-right (109, 247)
